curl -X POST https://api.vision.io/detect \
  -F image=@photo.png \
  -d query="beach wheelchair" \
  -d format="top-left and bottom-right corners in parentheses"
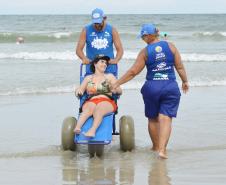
top-left (61, 64), bottom-right (135, 157)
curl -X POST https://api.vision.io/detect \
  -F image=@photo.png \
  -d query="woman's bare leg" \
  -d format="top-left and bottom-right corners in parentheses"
top-left (158, 114), bottom-right (172, 159)
top-left (148, 118), bottom-right (159, 151)
top-left (74, 102), bottom-right (96, 133)
top-left (84, 101), bottom-right (114, 137)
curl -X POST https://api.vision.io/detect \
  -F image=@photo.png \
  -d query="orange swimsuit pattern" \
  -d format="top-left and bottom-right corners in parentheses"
top-left (84, 97), bottom-right (117, 112)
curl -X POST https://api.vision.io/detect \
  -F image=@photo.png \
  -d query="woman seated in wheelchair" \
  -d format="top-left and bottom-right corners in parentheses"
top-left (74, 54), bottom-right (122, 137)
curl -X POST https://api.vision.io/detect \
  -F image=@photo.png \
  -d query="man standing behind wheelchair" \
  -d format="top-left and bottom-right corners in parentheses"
top-left (76, 8), bottom-right (123, 76)
top-left (74, 55), bottom-right (122, 137)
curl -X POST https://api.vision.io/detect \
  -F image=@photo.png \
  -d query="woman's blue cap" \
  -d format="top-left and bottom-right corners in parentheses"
top-left (138, 24), bottom-right (157, 38)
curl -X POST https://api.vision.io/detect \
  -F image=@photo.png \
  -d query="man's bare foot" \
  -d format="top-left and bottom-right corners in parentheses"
top-left (84, 129), bottom-right (96, 137)
top-left (74, 127), bottom-right (81, 134)
top-left (158, 152), bottom-right (168, 159)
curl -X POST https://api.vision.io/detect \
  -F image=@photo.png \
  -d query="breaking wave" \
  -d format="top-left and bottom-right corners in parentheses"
top-left (1, 51), bottom-right (226, 62)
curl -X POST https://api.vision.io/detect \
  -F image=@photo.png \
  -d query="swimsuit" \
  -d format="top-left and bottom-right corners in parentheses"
top-left (86, 77), bottom-right (111, 94)
top-left (83, 97), bottom-right (117, 112)
top-left (83, 75), bottom-right (117, 112)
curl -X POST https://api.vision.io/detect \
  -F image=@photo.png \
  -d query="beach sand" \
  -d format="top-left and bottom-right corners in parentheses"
top-left (0, 86), bottom-right (226, 185)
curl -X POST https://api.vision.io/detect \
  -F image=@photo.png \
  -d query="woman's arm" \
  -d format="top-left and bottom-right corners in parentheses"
top-left (75, 75), bottom-right (90, 96)
top-left (169, 42), bottom-right (189, 93)
top-left (112, 48), bottom-right (147, 89)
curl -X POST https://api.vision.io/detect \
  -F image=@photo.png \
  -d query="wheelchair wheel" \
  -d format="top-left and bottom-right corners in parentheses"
top-left (61, 117), bottom-right (77, 151)
top-left (119, 115), bottom-right (135, 151)
top-left (88, 144), bottom-right (104, 157)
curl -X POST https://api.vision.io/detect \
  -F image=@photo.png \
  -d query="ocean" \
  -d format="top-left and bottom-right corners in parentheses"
top-left (1, 14), bottom-right (226, 96)
top-left (0, 14), bottom-right (226, 185)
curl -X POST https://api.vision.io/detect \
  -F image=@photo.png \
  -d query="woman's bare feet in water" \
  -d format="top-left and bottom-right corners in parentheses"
top-left (158, 151), bottom-right (168, 159)
top-left (84, 128), bottom-right (96, 137)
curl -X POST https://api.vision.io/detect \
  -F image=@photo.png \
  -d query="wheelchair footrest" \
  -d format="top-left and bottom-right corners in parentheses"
top-left (74, 113), bottom-right (114, 145)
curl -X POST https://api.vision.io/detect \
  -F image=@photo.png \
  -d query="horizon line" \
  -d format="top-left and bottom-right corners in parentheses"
top-left (0, 12), bottom-right (226, 16)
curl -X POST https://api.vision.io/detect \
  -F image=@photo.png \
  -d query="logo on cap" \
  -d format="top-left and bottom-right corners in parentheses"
top-left (93, 13), bottom-right (101, 19)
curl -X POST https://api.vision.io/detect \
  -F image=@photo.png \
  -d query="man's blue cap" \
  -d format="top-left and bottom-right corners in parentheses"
top-left (91, 8), bottom-right (105, 24)
top-left (138, 24), bottom-right (158, 38)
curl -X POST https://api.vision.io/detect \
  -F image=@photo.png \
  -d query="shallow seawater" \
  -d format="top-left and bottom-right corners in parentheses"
top-left (0, 87), bottom-right (226, 184)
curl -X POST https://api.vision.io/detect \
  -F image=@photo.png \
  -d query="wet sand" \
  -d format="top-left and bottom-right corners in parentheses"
top-left (0, 86), bottom-right (226, 185)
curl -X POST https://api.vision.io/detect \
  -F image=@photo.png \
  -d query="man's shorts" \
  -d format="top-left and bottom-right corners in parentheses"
top-left (140, 80), bottom-right (181, 119)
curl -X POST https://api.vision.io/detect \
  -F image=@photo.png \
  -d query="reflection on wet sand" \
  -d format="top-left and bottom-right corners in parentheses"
top-left (148, 159), bottom-right (171, 185)
top-left (60, 146), bottom-right (171, 185)
top-left (61, 151), bottom-right (77, 183)
top-left (79, 159), bottom-right (116, 185)
top-left (119, 154), bottom-right (134, 185)
top-left (61, 149), bottom-right (135, 185)
top-left (61, 151), bottom-right (116, 184)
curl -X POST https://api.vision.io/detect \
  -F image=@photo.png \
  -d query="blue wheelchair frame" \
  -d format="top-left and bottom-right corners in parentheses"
top-left (74, 64), bottom-right (119, 145)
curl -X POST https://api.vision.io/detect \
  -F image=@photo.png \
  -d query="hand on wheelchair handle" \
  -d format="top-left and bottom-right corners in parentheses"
top-left (108, 59), bottom-right (118, 64)
top-left (82, 58), bottom-right (90, 64)
top-left (75, 89), bottom-right (83, 99)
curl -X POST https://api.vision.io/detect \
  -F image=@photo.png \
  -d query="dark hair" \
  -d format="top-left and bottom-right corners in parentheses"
top-left (90, 55), bottom-right (110, 73)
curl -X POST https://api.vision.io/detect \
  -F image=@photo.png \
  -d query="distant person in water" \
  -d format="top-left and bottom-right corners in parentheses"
top-left (112, 24), bottom-right (189, 159)
top-left (160, 32), bottom-right (168, 40)
top-left (16, 37), bottom-right (24, 44)
top-left (74, 54), bottom-right (122, 137)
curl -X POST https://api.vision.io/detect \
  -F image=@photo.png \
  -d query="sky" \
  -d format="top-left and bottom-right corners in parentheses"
top-left (0, 0), bottom-right (226, 14)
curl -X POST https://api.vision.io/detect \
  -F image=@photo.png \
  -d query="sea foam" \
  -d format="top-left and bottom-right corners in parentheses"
top-left (0, 51), bottom-right (226, 62)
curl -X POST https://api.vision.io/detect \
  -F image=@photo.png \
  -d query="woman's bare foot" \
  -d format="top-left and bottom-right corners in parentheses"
top-left (73, 127), bottom-right (81, 134)
top-left (151, 146), bottom-right (159, 152)
top-left (84, 129), bottom-right (96, 137)
top-left (158, 151), bottom-right (168, 159)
